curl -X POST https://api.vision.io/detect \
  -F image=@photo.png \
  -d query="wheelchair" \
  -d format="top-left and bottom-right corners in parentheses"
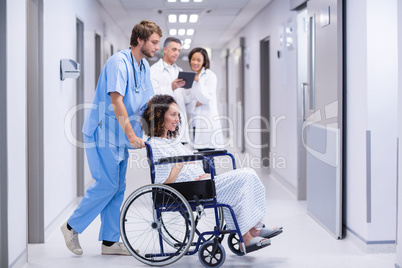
top-left (119, 142), bottom-right (261, 267)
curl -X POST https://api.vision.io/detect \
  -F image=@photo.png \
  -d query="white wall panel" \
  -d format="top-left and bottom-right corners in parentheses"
top-left (7, 0), bottom-right (28, 265)
top-left (366, 0), bottom-right (398, 242)
top-left (346, 0), bottom-right (398, 245)
top-left (396, 0), bottom-right (402, 264)
top-left (345, 0), bottom-right (369, 241)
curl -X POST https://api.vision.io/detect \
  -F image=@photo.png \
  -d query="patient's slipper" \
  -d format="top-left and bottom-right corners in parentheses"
top-left (260, 226), bottom-right (283, 239)
top-left (245, 237), bottom-right (271, 253)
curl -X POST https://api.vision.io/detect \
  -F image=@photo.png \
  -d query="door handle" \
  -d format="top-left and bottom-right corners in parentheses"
top-left (301, 82), bottom-right (309, 120)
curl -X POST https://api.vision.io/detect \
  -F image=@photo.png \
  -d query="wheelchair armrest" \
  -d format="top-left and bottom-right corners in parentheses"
top-left (157, 154), bottom-right (204, 164)
top-left (194, 149), bottom-right (228, 156)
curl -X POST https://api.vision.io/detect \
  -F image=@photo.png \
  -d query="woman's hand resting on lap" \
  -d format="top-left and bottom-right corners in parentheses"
top-left (195, 174), bottom-right (211, 181)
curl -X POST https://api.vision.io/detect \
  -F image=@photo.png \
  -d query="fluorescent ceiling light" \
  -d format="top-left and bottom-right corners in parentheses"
top-left (194, 0), bottom-right (203, 2)
top-left (168, 14), bottom-right (177, 23)
top-left (169, 29), bottom-right (177, 35)
top-left (167, 0), bottom-right (176, 2)
top-left (189, 14), bottom-right (198, 23)
top-left (179, 14), bottom-right (188, 23)
top-left (183, 43), bottom-right (190, 49)
top-left (178, 29), bottom-right (186, 35)
top-left (184, 38), bottom-right (191, 44)
top-left (181, 0), bottom-right (190, 2)
top-left (186, 29), bottom-right (194, 35)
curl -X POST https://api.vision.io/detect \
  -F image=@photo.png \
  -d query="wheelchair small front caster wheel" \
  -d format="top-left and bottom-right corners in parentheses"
top-left (227, 233), bottom-right (245, 256)
top-left (198, 241), bottom-right (226, 268)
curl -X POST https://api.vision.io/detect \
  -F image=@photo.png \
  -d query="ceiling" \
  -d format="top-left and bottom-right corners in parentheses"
top-left (98, 0), bottom-right (272, 56)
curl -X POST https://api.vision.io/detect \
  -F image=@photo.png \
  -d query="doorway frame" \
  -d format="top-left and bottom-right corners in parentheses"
top-left (296, 7), bottom-right (308, 200)
top-left (76, 18), bottom-right (85, 196)
top-left (94, 33), bottom-right (101, 86)
top-left (0, 0), bottom-right (8, 264)
top-left (27, 0), bottom-right (44, 243)
top-left (260, 36), bottom-right (270, 166)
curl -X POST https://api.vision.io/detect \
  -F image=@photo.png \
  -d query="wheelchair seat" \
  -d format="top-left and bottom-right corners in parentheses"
top-left (166, 179), bottom-right (216, 202)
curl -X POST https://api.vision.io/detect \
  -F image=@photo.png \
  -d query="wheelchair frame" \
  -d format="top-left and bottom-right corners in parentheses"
top-left (119, 142), bottom-right (247, 267)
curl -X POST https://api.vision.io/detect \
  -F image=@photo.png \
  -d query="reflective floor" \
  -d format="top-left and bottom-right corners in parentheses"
top-left (26, 148), bottom-right (396, 268)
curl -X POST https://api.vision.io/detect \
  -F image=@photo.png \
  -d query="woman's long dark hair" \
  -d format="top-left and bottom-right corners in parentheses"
top-left (141, 94), bottom-right (180, 138)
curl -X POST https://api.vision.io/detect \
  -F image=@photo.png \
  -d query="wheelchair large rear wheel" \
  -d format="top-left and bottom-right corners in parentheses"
top-left (120, 184), bottom-right (195, 266)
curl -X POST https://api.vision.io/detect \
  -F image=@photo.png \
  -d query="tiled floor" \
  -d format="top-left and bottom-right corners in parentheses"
top-left (26, 149), bottom-right (396, 268)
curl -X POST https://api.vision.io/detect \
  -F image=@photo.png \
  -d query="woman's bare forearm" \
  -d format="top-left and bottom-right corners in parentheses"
top-left (164, 163), bottom-right (183, 184)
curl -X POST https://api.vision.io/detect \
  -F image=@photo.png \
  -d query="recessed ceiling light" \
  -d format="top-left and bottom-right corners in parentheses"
top-left (184, 38), bottom-right (192, 44)
top-left (169, 29), bottom-right (177, 35)
top-left (168, 14), bottom-right (177, 23)
top-left (181, 0), bottom-right (190, 2)
top-left (194, 0), bottom-right (203, 2)
top-left (189, 14), bottom-right (198, 23)
top-left (178, 29), bottom-right (186, 35)
top-left (186, 29), bottom-right (194, 35)
top-left (179, 14), bottom-right (188, 23)
top-left (167, 0), bottom-right (176, 2)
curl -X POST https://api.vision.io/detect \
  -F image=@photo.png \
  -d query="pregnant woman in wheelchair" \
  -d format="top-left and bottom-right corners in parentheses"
top-left (141, 94), bottom-right (282, 251)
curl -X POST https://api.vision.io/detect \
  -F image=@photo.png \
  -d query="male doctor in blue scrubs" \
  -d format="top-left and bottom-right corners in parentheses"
top-left (61, 20), bottom-right (162, 256)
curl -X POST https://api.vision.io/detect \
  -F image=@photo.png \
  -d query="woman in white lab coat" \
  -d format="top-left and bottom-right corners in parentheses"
top-left (186, 47), bottom-right (224, 151)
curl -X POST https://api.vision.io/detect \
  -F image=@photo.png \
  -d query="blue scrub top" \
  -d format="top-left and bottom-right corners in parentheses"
top-left (82, 48), bottom-right (154, 148)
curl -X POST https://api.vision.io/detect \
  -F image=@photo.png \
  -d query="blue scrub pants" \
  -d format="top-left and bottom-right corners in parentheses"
top-left (68, 129), bottom-right (128, 242)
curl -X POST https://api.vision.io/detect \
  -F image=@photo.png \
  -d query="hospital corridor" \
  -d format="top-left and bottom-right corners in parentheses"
top-left (2, 0), bottom-right (402, 267)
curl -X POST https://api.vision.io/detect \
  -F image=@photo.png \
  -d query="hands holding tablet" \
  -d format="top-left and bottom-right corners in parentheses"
top-left (178, 71), bottom-right (196, 89)
top-left (171, 78), bottom-right (186, 90)
top-left (171, 71), bottom-right (195, 90)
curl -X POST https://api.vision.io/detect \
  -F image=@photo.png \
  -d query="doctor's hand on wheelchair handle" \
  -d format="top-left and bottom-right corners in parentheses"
top-left (129, 136), bottom-right (146, 149)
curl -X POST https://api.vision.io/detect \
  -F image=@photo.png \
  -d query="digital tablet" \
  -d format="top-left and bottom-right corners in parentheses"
top-left (178, 71), bottom-right (196, 89)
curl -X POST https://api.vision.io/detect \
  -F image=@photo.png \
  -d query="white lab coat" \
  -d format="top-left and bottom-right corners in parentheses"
top-left (185, 67), bottom-right (224, 149)
top-left (150, 59), bottom-right (190, 143)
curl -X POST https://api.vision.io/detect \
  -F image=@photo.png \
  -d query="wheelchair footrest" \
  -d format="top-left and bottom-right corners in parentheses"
top-left (246, 240), bottom-right (271, 254)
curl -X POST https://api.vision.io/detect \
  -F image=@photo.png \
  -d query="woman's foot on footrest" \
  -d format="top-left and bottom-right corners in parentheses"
top-left (245, 237), bottom-right (271, 253)
top-left (260, 226), bottom-right (283, 239)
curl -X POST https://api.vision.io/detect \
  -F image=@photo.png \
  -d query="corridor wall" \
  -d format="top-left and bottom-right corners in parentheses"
top-left (7, 0), bottom-right (130, 266)
top-left (346, 0), bottom-right (398, 247)
top-left (396, 0), bottom-right (402, 265)
top-left (220, 0), bottom-right (399, 251)
top-left (7, 0), bottom-right (28, 266)
top-left (222, 0), bottom-right (298, 191)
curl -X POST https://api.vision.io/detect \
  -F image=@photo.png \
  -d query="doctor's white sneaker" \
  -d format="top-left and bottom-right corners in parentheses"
top-left (60, 222), bottom-right (83, 255)
top-left (101, 242), bottom-right (132, 256)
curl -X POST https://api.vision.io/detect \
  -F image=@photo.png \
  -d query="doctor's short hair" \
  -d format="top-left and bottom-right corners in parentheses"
top-left (188, 47), bottom-right (210, 69)
top-left (164, 37), bottom-right (182, 48)
top-left (130, 20), bottom-right (162, 47)
top-left (141, 94), bottom-right (181, 139)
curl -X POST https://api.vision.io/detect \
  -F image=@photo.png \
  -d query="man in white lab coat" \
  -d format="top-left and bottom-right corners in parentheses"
top-left (150, 37), bottom-right (189, 143)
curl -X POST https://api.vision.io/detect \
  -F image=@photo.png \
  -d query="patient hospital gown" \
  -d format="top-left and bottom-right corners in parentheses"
top-left (148, 137), bottom-right (266, 235)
